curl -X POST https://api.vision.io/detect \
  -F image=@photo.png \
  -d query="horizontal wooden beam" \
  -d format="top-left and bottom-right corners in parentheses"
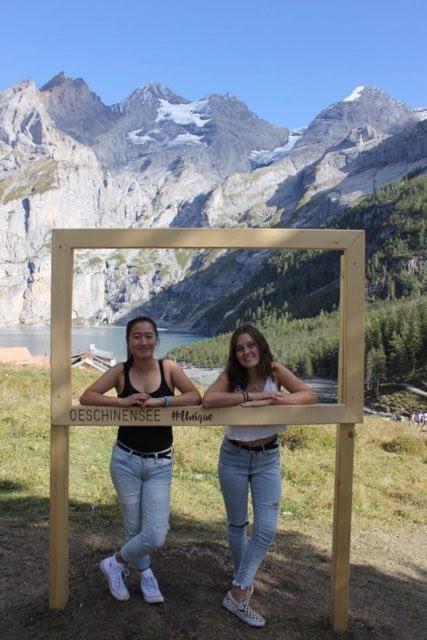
top-left (55, 228), bottom-right (363, 250)
top-left (52, 404), bottom-right (360, 427)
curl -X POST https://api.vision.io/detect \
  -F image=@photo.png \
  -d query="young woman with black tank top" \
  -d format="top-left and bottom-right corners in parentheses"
top-left (80, 316), bottom-right (201, 604)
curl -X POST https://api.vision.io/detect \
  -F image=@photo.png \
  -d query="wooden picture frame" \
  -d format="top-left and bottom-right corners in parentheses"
top-left (50, 227), bottom-right (365, 631)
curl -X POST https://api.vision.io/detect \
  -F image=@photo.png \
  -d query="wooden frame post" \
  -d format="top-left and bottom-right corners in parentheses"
top-left (49, 228), bottom-right (364, 629)
top-left (330, 237), bottom-right (364, 630)
top-left (49, 425), bottom-right (69, 608)
top-left (49, 232), bottom-right (73, 608)
top-left (330, 423), bottom-right (355, 630)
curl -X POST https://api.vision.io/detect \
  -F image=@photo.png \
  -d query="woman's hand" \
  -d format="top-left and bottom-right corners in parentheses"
top-left (241, 392), bottom-right (285, 407)
top-left (141, 397), bottom-right (165, 408)
top-left (248, 391), bottom-right (282, 401)
top-left (241, 399), bottom-right (274, 407)
top-left (119, 393), bottom-right (150, 407)
top-left (269, 393), bottom-right (288, 404)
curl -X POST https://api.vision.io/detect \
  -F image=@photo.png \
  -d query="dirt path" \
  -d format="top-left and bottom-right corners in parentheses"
top-left (1, 499), bottom-right (424, 640)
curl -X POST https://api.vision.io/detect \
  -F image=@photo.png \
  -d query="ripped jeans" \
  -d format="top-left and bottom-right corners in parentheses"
top-left (110, 443), bottom-right (172, 571)
top-left (218, 437), bottom-right (282, 589)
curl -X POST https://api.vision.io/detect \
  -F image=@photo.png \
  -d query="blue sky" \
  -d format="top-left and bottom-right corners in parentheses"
top-left (1, 0), bottom-right (426, 128)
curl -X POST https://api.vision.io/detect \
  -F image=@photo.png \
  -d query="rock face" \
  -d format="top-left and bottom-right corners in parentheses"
top-left (39, 72), bottom-right (121, 144)
top-left (0, 80), bottom-right (189, 324)
top-left (0, 76), bottom-right (426, 326)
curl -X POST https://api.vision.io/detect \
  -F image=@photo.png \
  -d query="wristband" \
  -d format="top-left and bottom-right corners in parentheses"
top-left (164, 396), bottom-right (171, 407)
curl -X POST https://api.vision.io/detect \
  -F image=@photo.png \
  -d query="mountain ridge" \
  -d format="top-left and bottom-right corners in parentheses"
top-left (0, 74), bottom-right (425, 326)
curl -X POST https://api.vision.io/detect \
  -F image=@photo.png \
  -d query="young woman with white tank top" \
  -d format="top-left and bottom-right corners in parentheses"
top-left (203, 324), bottom-right (317, 628)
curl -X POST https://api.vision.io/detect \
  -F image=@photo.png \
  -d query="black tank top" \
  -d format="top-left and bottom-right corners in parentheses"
top-left (117, 359), bottom-right (173, 453)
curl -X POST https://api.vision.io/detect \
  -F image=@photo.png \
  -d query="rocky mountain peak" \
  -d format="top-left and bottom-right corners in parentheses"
top-left (345, 85), bottom-right (410, 109)
top-left (341, 85), bottom-right (386, 103)
top-left (330, 84), bottom-right (412, 119)
top-left (142, 81), bottom-right (178, 97)
top-left (115, 82), bottom-right (186, 113)
top-left (39, 71), bottom-right (66, 91)
top-left (2, 78), bottom-right (38, 101)
top-left (201, 92), bottom-right (254, 118)
top-left (342, 84), bottom-right (367, 102)
top-left (40, 72), bottom-right (120, 144)
top-left (289, 85), bottom-right (417, 167)
top-left (40, 71), bottom-right (96, 98)
top-left (204, 92), bottom-right (242, 104)
top-left (0, 79), bottom-right (50, 149)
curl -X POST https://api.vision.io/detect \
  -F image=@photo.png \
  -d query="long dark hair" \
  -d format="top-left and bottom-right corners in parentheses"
top-left (125, 315), bottom-right (159, 365)
top-left (225, 324), bottom-right (274, 390)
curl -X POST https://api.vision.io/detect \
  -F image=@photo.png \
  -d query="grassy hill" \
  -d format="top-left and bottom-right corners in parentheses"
top-left (0, 365), bottom-right (425, 639)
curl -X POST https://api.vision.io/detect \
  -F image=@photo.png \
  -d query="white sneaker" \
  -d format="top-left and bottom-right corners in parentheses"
top-left (141, 568), bottom-right (164, 603)
top-left (100, 554), bottom-right (130, 601)
top-left (223, 591), bottom-right (265, 627)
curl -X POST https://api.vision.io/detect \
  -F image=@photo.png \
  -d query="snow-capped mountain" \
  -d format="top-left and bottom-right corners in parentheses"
top-left (288, 85), bottom-right (418, 168)
top-left (0, 76), bottom-right (425, 326)
top-left (39, 73), bottom-right (290, 230)
top-left (40, 74), bottom-right (289, 177)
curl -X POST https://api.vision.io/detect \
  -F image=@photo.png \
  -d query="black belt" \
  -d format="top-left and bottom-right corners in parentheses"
top-left (116, 441), bottom-right (172, 458)
top-left (227, 437), bottom-right (279, 452)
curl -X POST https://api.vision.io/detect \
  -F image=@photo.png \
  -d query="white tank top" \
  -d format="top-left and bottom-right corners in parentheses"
top-left (226, 376), bottom-right (288, 442)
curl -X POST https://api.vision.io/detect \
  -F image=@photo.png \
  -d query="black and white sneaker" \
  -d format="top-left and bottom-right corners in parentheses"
top-left (223, 591), bottom-right (265, 627)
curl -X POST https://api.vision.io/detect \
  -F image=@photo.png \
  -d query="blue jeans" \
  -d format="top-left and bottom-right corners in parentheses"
top-left (109, 443), bottom-right (172, 571)
top-left (218, 437), bottom-right (282, 589)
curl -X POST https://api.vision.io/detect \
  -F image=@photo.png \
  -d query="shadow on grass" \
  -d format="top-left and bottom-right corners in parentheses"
top-left (0, 493), bottom-right (424, 640)
top-left (0, 479), bottom-right (27, 492)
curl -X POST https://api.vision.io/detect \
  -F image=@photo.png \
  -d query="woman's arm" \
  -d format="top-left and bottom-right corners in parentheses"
top-left (79, 363), bottom-right (149, 407)
top-left (143, 360), bottom-right (201, 407)
top-left (239, 363), bottom-right (318, 407)
top-left (270, 362), bottom-right (318, 405)
top-left (202, 372), bottom-right (279, 408)
top-left (202, 371), bottom-right (256, 408)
